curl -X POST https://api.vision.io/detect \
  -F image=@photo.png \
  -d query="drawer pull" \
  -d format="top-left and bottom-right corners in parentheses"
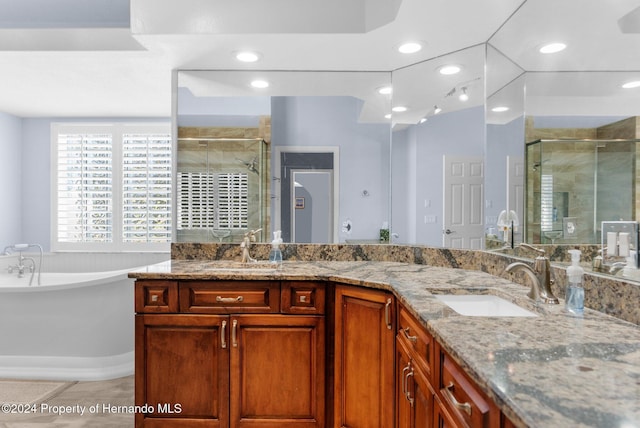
top-left (150, 295), bottom-right (159, 302)
top-left (221, 320), bottom-right (227, 349)
top-left (402, 327), bottom-right (418, 343)
top-left (216, 296), bottom-right (244, 303)
top-left (405, 367), bottom-right (415, 407)
top-left (384, 298), bottom-right (392, 330)
top-left (232, 319), bottom-right (238, 348)
top-left (402, 362), bottom-right (411, 397)
top-left (444, 382), bottom-right (472, 416)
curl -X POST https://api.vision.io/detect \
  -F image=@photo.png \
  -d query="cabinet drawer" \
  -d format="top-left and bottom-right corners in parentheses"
top-left (281, 281), bottom-right (325, 314)
top-left (398, 306), bottom-right (434, 381)
top-left (135, 280), bottom-right (178, 313)
top-left (179, 281), bottom-right (280, 313)
top-left (439, 352), bottom-right (496, 428)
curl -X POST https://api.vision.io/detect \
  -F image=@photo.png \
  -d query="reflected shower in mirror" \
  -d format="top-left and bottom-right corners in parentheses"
top-left (175, 70), bottom-right (392, 244)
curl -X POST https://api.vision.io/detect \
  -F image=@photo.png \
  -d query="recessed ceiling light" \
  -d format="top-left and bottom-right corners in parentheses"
top-left (250, 80), bottom-right (269, 89)
top-left (438, 65), bottom-right (461, 75)
top-left (492, 106), bottom-right (510, 112)
top-left (392, 106), bottom-right (408, 112)
top-left (377, 86), bottom-right (392, 95)
top-left (235, 51), bottom-right (260, 63)
top-left (384, 113), bottom-right (392, 119)
top-left (622, 80), bottom-right (640, 89)
top-left (539, 42), bottom-right (566, 54)
top-left (398, 42), bottom-right (423, 54)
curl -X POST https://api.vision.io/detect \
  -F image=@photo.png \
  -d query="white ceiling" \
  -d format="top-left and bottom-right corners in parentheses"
top-left (0, 0), bottom-right (638, 119)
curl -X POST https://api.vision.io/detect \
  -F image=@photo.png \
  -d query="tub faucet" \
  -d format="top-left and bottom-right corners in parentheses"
top-left (240, 229), bottom-right (262, 263)
top-left (505, 243), bottom-right (560, 304)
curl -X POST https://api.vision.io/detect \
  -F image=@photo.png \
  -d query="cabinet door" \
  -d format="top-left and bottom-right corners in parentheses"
top-left (334, 285), bottom-right (395, 428)
top-left (397, 338), bottom-right (434, 428)
top-left (135, 314), bottom-right (229, 428)
top-left (230, 314), bottom-right (325, 428)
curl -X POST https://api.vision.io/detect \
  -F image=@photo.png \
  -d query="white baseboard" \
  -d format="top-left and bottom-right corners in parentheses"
top-left (0, 351), bottom-right (134, 381)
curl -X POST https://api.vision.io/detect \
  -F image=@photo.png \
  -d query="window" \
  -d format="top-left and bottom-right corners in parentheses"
top-left (52, 123), bottom-right (172, 252)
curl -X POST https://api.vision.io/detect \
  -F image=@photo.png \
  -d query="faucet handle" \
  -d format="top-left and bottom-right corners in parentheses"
top-left (518, 243), bottom-right (546, 256)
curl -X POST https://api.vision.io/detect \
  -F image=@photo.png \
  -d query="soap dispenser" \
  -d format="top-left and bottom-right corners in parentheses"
top-left (269, 231), bottom-right (283, 266)
top-left (565, 249), bottom-right (584, 315)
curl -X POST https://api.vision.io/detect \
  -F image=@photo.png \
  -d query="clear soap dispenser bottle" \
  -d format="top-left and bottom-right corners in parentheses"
top-left (269, 230), bottom-right (283, 266)
top-left (565, 249), bottom-right (584, 315)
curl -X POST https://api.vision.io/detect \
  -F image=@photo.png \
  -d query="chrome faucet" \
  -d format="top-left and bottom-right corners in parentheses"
top-left (3, 243), bottom-right (43, 286)
top-left (505, 243), bottom-right (560, 304)
top-left (240, 229), bottom-right (262, 263)
top-left (609, 262), bottom-right (626, 275)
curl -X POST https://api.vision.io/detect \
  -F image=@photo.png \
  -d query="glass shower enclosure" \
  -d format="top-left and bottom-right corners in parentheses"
top-left (525, 139), bottom-right (639, 244)
top-left (176, 137), bottom-right (269, 243)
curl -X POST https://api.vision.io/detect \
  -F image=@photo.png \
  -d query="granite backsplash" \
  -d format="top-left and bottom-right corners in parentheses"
top-left (171, 243), bottom-right (640, 325)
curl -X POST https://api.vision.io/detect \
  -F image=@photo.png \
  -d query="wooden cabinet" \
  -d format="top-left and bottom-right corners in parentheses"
top-left (230, 314), bottom-right (325, 427)
top-left (396, 307), bottom-right (435, 428)
top-left (397, 338), bottom-right (433, 428)
top-left (333, 284), bottom-right (395, 428)
top-left (435, 343), bottom-right (500, 428)
top-left (135, 280), bottom-right (325, 428)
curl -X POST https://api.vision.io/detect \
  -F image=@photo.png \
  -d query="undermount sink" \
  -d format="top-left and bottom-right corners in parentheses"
top-left (433, 293), bottom-right (538, 317)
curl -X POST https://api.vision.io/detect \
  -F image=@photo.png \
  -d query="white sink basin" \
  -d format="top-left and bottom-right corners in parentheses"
top-left (434, 294), bottom-right (537, 317)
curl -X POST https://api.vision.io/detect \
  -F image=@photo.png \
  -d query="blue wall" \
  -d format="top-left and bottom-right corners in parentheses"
top-left (0, 112), bottom-right (23, 248)
top-left (271, 96), bottom-right (391, 241)
top-left (3, 117), bottom-right (168, 251)
top-left (392, 106), bottom-right (486, 246)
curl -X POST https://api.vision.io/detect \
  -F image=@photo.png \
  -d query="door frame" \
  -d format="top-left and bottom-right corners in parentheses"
top-left (274, 146), bottom-right (340, 243)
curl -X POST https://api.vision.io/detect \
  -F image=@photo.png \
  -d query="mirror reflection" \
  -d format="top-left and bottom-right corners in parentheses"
top-left (176, 70), bottom-right (392, 244)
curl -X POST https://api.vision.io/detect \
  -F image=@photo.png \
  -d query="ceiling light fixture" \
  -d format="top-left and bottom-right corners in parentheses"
top-left (235, 51), bottom-right (260, 62)
top-left (377, 86), bottom-right (392, 95)
top-left (438, 65), bottom-right (461, 75)
top-left (384, 113), bottom-right (392, 119)
top-left (434, 105), bottom-right (442, 114)
top-left (622, 80), bottom-right (640, 89)
top-left (419, 117), bottom-right (428, 124)
top-left (250, 80), bottom-right (269, 89)
top-left (458, 87), bottom-right (469, 101)
top-left (392, 106), bottom-right (407, 112)
top-left (539, 42), bottom-right (566, 54)
top-left (398, 42), bottom-right (423, 54)
top-left (492, 106), bottom-right (510, 112)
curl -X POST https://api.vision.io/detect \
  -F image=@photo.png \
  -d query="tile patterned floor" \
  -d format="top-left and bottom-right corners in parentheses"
top-left (0, 376), bottom-right (134, 427)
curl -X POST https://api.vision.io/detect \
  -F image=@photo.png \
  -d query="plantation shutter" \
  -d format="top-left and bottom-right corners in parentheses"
top-left (56, 133), bottom-right (113, 243)
top-left (122, 133), bottom-right (173, 243)
top-left (178, 172), bottom-right (248, 230)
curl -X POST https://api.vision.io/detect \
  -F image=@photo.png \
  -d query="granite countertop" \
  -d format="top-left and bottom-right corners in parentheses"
top-left (129, 260), bottom-right (640, 428)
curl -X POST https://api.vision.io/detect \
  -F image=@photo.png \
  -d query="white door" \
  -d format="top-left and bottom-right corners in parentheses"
top-left (443, 156), bottom-right (484, 249)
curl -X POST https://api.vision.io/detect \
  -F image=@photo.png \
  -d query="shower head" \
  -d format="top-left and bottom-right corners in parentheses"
top-left (237, 157), bottom-right (260, 175)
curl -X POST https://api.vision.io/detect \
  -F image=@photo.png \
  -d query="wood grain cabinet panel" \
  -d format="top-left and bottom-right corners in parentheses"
top-left (135, 280), bottom-right (178, 313)
top-left (135, 314), bottom-right (229, 428)
top-left (135, 280), bottom-right (324, 428)
top-left (333, 284), bottom-right (395, 428)
top-left (179, 281), bottom-right (280, 314)
top-left (436, 345), bottom-right (500, 428)
top-left (230, 314), bottom-right (325, 427)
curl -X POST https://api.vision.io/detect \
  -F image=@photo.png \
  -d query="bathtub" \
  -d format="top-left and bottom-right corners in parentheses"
top-left (0, 252), bottom-right (168, 381)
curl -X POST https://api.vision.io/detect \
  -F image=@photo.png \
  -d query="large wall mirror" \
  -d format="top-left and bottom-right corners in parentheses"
top-left (172, 0), bottom-right (640, 271)
top-left (175, 70), bottom-right (392, 244)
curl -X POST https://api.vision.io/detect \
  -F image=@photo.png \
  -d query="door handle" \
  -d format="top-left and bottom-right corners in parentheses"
top-left (232, 319), bottom-right (238, 347)
top-left (444, 229), bottom-right (455, 235)
top-left (221, 320), bottom-right (227, 349)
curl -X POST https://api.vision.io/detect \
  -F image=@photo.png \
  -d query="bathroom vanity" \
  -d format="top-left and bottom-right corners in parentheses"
top-left (130, 257), bottom-right (640, 428)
